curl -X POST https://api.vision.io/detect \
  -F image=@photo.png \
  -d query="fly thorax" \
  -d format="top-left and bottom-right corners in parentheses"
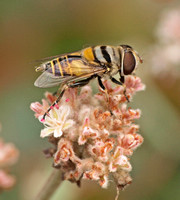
top-left (109, 64), bottom-right (119, 76)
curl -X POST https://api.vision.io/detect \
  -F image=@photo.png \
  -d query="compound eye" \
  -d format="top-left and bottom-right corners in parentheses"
top-left (123, 52), bottom-right (136, 75)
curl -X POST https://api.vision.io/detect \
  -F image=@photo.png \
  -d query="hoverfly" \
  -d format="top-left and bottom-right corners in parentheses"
top-left (34, 45), bottom-right (143, 121)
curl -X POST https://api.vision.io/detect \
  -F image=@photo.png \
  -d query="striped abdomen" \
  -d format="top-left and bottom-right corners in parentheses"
top-left (46, 54), bottom-right (97, 77)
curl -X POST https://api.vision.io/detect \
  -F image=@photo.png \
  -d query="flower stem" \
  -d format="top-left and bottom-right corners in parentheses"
top-left (35, 169), bottom-right (62, 200)
top-left (115, 187), bottom-right (120, 200)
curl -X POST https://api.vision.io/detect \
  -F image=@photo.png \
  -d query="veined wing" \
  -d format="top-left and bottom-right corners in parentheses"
top-left (34, 72), bottom-right (72, 88)
top-left (34, 59), bottom-right (106, 88)
top-left (31, 51), bottom-right (81, 64)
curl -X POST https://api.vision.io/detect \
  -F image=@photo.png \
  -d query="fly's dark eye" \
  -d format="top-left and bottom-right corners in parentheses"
top-left (123, 52), bottom-right (136, 75)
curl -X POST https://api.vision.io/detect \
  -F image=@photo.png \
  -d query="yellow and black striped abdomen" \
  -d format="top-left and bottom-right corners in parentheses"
top-left (46, 55), bottom-right (96, 77)
top-left (46, 56), bottom-right (74, 77)
top-left (46, 58), bottom-right (64, 77)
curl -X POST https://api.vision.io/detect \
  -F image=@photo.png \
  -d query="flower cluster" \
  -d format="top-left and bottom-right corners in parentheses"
top-left (151, 8), bottom-right (180, 82)
top-left (31, 76), bottom-right (145, 191)
top-left (0, 128), bottom-right (19, 192)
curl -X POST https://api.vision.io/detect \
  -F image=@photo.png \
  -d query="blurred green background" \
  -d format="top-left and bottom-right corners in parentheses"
top-left (0, 0), bottom-right (180, 199)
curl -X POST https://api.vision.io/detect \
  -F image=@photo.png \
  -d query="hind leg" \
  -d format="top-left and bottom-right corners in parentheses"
top-left (42, 76), bottom-right (94, 121)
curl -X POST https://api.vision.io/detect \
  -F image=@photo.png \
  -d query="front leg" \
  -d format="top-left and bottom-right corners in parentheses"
top-left (119, 71), bottom-right (124, 84)
top-left (110, 77), bottom-right (123, 85)
top-left (97, 76), bottom-right (106, 90)
top-left (97, 76), bottom-right (113, 115)
top-left (110, 77), bottom-right (129, 102)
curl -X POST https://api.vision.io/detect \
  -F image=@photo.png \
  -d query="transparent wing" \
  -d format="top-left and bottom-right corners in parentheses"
top-left (34, 65), bottom-right (106, 88)
top-left (31, 51), bottom-right (81, 64)
top-left (34, 72), bottom-right (72, 88)
top-left (32, 54), bottom-right (67, 64)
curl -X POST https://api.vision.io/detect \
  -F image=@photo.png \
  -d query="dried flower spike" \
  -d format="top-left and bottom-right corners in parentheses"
top-left (31, 76), bottom-right (145, 199)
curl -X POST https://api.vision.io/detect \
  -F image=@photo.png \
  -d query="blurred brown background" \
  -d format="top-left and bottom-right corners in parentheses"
top-left (0, 0), bottom-right (180, 199)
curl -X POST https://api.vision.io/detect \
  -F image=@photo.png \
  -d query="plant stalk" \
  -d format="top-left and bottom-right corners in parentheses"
top-left (35, 169), bottom-right (62, 200)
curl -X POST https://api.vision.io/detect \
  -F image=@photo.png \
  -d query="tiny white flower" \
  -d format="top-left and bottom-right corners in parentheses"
top-left (39, 106), bottom-right (75, 138)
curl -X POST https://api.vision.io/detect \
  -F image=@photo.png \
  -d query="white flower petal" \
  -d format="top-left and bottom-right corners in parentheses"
top-left (44, 118), bottom-right (56, 127)
top-left (40, 127), bottom-right (54, 138)
top-left (63, 119), bottom-right (75, 131)
top-left (54, 128), bottom-right (63, 138)
top-left (50, 108), bottom-right (58, 120)
top-left (59, 106), bottom-right (70, 122)
top-left (38, 114), bottom-right (55, 126)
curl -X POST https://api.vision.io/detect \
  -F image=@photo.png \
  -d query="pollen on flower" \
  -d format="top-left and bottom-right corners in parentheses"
top-left (30, 75), bottom-right (145, 196)
top-left (65, 98), bottom-right (70, 102)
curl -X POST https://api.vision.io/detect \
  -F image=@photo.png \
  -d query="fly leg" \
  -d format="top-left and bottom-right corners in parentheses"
top-left (42, 76), bottom-right (94, 121)
top-left (110, 77), bottom-right (129, 102)
top-left (97, 76), bottom-right (106, 90)
top-left (68, 76), bottom-right (94, 88)
top-left (97, 76), bottom-right (109, 100)
top-left (41, 84), bottom-right (68, 121)
top-left (97, 76), bottom-right (114, 114)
